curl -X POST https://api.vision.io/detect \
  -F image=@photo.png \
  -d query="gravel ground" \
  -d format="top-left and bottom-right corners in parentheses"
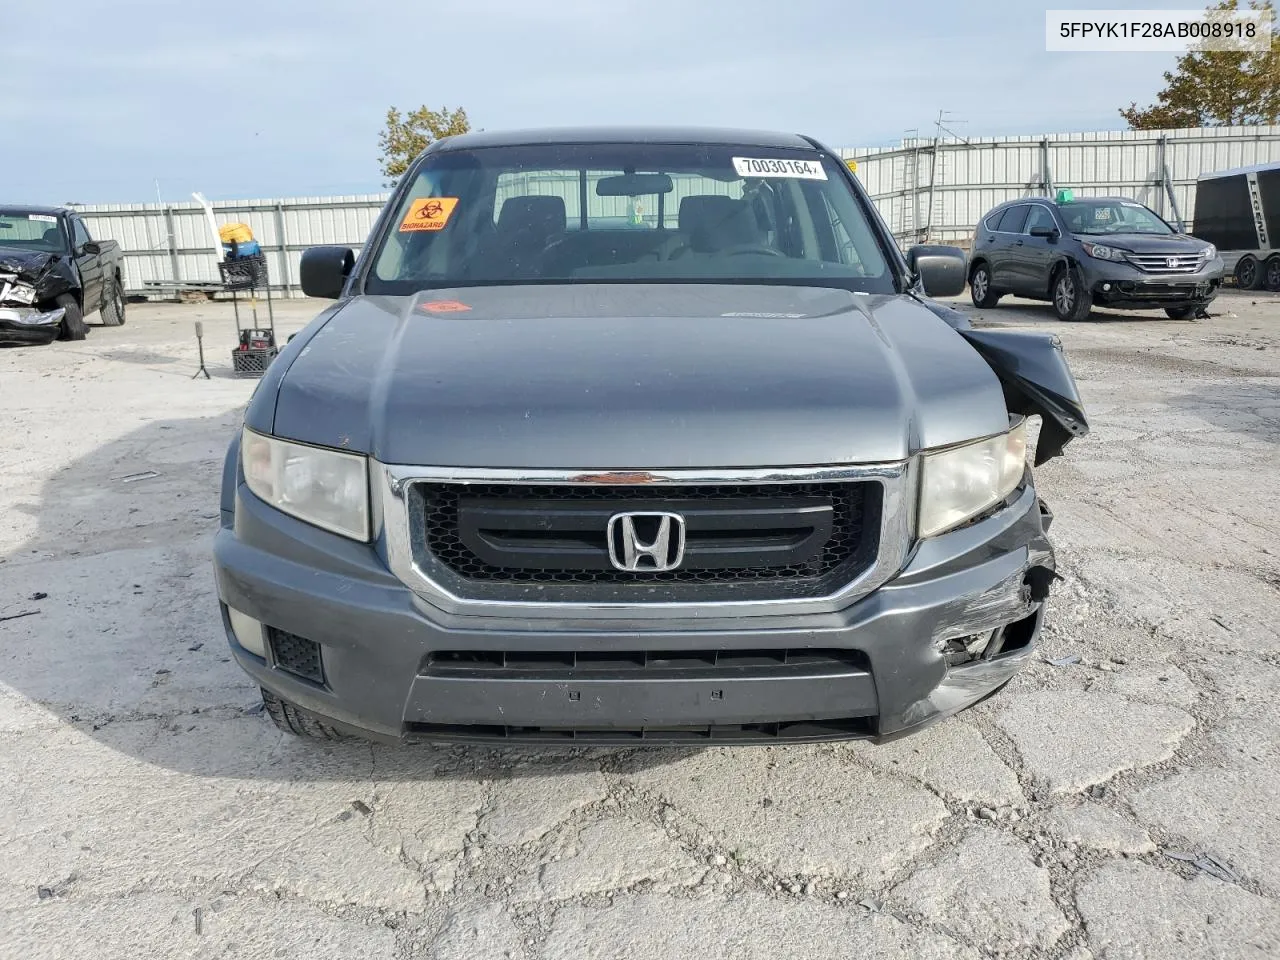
top-left (1, 290), bottom-right (1278, 959)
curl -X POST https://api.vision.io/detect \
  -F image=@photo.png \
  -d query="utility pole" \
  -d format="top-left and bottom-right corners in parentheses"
top-left (925, 111), bottom-right (967, 244)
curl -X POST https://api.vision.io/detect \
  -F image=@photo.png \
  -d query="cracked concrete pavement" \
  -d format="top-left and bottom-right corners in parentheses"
top-left (1, 291), bottom-right (1279, 958)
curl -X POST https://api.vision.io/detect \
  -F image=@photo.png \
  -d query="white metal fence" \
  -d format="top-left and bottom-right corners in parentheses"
top-left (839, 124), bottom-right (1280, 247)
top-left (74, 124), bottom-right (1280, 298)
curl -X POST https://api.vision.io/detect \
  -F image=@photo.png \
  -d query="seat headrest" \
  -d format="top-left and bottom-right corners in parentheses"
top-left (677, 195), bottom-right (762, 250)
top-left (678, 195), bottom-right (738, 234)
top-left (498, 196), bottom-right (567, 235)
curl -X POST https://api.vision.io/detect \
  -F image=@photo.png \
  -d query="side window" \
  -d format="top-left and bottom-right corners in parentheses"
top-left (71, 218), bottom-right (91, 250)
top-left (996, 205), bottom-right (1029, 233)
top-left (1025, 205), bottom-right (1057, 234)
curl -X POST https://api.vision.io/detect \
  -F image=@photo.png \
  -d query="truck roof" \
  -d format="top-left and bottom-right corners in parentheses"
top-left (1197, 161), bottom-right (1280, 182)
top-left (0, 204), bottom-right (72, 217)
top-left (430, 125), bottom-right (817, 152)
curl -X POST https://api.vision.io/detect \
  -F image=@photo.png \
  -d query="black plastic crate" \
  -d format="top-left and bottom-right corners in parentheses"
top-left (231, 345), bottom-right (278, 377)
top-left (219, 253), bottom-right (269, 290)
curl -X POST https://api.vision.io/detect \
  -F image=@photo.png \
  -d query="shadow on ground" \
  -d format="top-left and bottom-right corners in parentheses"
top-left (0, 413), bottom-right (676, 783)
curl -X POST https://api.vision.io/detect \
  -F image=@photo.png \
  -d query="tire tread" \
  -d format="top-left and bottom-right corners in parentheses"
top-left (261, 689), bottom-right (347, 740)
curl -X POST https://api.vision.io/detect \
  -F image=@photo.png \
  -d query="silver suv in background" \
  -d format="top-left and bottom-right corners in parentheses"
top-left (969, 195), bottom-right (1224, 321)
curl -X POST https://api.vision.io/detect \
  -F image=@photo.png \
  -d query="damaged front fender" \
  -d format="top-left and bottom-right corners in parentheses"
top-left (958, 329), bottom-right (1090, 465)
top-left (0, 249), bottom-right (78, 304)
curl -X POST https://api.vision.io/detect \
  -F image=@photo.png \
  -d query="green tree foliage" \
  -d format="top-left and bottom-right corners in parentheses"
top-left (1121, 1), bottom-right (1280, 128)
top-left (378, 105), bottom-right (472, 182)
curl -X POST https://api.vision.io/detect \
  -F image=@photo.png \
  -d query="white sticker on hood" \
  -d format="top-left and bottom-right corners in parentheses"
top-left (28, 214), bottom-right (57, 223)
top-left (732, 157), bottom-right (827, 180)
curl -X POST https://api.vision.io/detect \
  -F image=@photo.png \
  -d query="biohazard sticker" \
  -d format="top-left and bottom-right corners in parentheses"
top-left (732, 157), bottom-right (827, 180)
top-left (419, 299), bottom-right (471, 313)
top-left (400, 197), bottom-right (459, 232)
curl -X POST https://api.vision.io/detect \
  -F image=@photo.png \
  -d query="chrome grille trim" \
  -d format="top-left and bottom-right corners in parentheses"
top-left (375, 461), bottom-right (917, 620)
top-left (1124, 253), bottom-right (1205, 274)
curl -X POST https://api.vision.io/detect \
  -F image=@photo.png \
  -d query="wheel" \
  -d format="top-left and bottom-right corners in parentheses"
top-left (54, 293), bottom-right (87, 341)
top-left (1051, 265), bottom-right (1093, 321)
top-left (1264, 255), bottom-right (1280, 292)
top-left (1235, 255), bottom-right (1263, 290)
top-left (261, 688), bottom-right (347, 739)
top-left (100, 275), bottom-right (126, 326)
top-left (1164, 305), bottom-right (1198, 320)
top-left (969, 262), bottom-right (1001, 308)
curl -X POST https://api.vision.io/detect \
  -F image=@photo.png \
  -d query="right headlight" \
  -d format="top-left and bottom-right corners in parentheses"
top-left (1080, 241), bottom-right (1126, 261)
top-left (918, 421), bottom-right (1028, 538)
top-left (241, 427), bottom-right (371, 541)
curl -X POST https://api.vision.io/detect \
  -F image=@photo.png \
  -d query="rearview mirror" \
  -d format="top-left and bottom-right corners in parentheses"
top-left (1029, 226), bottom-right (1059, 239)
top-left (596, 173), bottom-right (674, 197)
top-left (300, 245), bottom-right (355, 299)
top-left (80, 241), bottom-right (101, 255)
top-left (905, 244), bottom-right (967, 298)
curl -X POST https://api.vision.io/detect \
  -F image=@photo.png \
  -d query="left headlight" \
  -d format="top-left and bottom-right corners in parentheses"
top-left (1202, 243), bottom-right (1217, 261)
top-left (918, 421), bottom-right (1028, 538)
top-left (241, 427), bottom-right (370, 541)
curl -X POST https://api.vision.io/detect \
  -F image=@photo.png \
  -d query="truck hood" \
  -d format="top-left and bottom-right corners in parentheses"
top-left (1074, 232), bottom-right (1207, 254)
top-left (258, 284), bottom-right (1011, 468)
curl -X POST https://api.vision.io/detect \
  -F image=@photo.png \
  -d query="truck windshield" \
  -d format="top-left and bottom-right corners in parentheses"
top-left (1059, 200), bottom-right (1174, 236)
top-left (0, 213), bottom-right (66, 253)
top-left (366, 142), bottom-right (894, 294)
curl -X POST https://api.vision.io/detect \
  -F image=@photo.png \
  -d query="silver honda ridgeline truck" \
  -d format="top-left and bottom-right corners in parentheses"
top-left (213, 127), bottom-right (1088, 745)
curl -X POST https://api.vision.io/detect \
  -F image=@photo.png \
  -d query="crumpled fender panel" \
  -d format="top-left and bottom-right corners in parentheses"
top-left (0, 249), bottom-right (77, 302)
top-left (957, 328), bottom-right (1090, 464)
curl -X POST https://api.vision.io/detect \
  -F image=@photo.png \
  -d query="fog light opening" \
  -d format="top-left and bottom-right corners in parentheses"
top-left (226, 605), bottom-right (267, 658)
top-left (991, 610), bottom-right (1040, 658)
top-left (941, 629), bottom-right (998, 668)
top-left (268, 628), bottom-right (326, 685)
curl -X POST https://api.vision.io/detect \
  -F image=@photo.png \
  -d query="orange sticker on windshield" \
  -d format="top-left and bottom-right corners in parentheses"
top-left (399, 197), bottom-right (459, 232)
top-left (419, 299), bottom-right (471, 313)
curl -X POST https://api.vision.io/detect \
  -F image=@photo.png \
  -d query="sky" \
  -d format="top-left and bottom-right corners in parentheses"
top-left (3, 0), bottom-right (1192, 204)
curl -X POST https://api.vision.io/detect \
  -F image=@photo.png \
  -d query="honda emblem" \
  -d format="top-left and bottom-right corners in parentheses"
top-left (607, 512), bottom-right (686, 572)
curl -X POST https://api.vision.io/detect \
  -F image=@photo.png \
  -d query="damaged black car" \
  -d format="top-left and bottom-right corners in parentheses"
top-left (0, 206), bottom-right (125, 344)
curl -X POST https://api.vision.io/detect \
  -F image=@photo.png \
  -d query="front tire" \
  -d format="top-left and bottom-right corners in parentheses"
top-left (54, 293), bottom-right (87, 341)
top-left (1052, 266), bottom-right (1093, 322)
top-left (100, 275), bottom-right (126, 326)
top-left (1236, 255), bottom-right (1263, 290)
top-left (969, 263), bottom-right (1001, 308)
top-left (1164, 305), bottom-right (1198, 320)
top-left (261, 689), bottom-right (347, 740)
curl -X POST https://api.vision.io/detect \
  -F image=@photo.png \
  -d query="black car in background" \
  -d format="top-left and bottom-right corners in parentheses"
top-left (0, 205), bottom-right (126, 344)
top-left (968, 196), bottom-right (1223, 321)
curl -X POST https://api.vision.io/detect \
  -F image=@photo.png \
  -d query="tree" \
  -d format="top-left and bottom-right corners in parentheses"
top-left (1120, 0), bottom-right (1280, 128)
top-left (377, 105), bottom-right (472, 182)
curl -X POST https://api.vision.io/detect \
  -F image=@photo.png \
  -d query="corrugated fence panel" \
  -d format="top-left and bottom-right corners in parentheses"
top-left (844, 124), bottom-right (1280, 246)
top-left (74, 125), bottom-right (1280, 295)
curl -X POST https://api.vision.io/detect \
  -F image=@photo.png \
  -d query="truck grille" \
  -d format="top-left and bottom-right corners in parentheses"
top-left (408, 481), bottom-right (880, 603)
top-left (1125, 252), bottom-right (1204, 273)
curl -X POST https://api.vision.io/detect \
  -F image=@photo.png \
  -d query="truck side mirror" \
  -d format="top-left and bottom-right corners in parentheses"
top-left (905, 244), bottom-right (967, 298)
top-left (299, 246), bottom-right (355, 299)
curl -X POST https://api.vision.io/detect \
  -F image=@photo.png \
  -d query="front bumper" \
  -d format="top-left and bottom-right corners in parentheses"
top-left (213, 471), bottom-right (1056, 745)
top-left (0, 305), bottom-right (63, 344)
top-left (1082, 259), bottom-right (1223, 309)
